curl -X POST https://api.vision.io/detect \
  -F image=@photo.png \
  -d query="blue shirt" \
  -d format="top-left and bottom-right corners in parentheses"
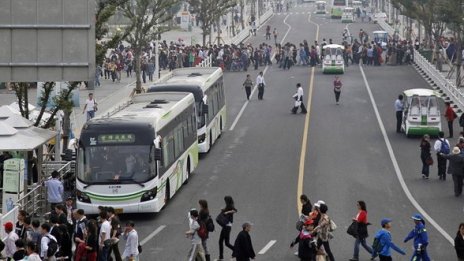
top-left (45, 178), bottom-right (63, 203)
top-left (404, 222), bottom-right (429, 248)
top-left (373, 229), bottom-right (406, 257)
top-left (394, 99), bottom-right (404, 112)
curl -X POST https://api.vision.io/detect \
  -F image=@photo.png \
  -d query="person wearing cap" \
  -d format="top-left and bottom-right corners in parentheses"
top-left (309, 200), bottom-right (325, 226)
top-left (404, 214), bottom-right (430, 261)
top-left (4, 221), bottom-right (19, 259)
top-left (44, 170), bottom-right (64, 211)
top-left (371, 218), bottom-right (406, 260)
top-left (434, 131), bottom-right (450, 181)
top-left (290, 219), bottom-right (317, 261)
top-left (440, 146), bottom-right (464, 196)
top-left (232, 222), bottom-right (256, 261)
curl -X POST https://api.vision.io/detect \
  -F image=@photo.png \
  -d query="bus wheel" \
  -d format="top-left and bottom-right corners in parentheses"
top-left (183, 157), bottom-right (191, 185)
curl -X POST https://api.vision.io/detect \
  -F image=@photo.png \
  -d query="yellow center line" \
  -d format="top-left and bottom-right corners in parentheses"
top-left (297, 15), bottom-right (320, 214)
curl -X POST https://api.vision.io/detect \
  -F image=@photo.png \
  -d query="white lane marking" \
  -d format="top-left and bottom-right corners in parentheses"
top-left (229, 14), bottom-right (292, 131)
top-left (139, 225), bottom-right (166, 246)
top-left (258, 240), bottom-right (277, 254)
top-left (359, 65), bottom-right (454, 245)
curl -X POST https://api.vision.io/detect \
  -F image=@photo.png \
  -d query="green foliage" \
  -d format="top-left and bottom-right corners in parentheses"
top-left (119, 0), bottom-right (181, 92)
top-left (95, 0), bottom-right (131, 65)
top-left (188, 0), bottom-right (237, 45)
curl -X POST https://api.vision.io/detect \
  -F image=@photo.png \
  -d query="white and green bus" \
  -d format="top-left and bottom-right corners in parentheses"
top-left (76, 92), bottom-right (198, 214)
top-left (148, 67), bottom-right (226, 153)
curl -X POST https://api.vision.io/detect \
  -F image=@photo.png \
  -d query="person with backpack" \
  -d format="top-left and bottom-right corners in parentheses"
top-left (186, 209), bottom-right (206, 261)
top-left (404, 214), bottom-right (430, 261)
top-left (434, 131), bottom-right (450, 181)
top-left (349, 201), bottom-right (373, 261)
top-left (199, 200), bottom-right (214, 261)
top-left (217, 196), bottom-right (237, 261)
top-left (40, 223), bottom-right (58, 261)
top-left (440, 146), bottom-right (464, 196)
top-left (371, 218), bottom-right (406, 261)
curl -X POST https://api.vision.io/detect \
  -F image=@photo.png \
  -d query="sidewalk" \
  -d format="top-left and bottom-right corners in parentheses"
top-left (160, 26), bottom-right (232, 46)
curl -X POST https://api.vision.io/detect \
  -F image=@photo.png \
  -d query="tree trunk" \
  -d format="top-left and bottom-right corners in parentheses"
top-left (62, 110), bottom-right (71, 153)
top-left (24, 83), bottom-right (29, 119)
top-left (134, 48), bottom-right (142, 93)
top-left (240, 3), bottom-right (245, 29)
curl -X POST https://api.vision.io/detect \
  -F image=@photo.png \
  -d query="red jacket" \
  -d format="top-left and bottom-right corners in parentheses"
top-left (445, 106), bottom-right (456, 121)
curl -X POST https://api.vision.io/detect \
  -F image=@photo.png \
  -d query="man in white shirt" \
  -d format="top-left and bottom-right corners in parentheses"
top-left (82, 93), bottom-right (98, 121)
top-left (291, 83), bottom-right (307, 114)
top-left (40, 223), bottom-right (57, 261)
top-left (122, 221), bottom-right (139, 261)
top-left (4, 222), bottom-right (18, 259)
top-left (256, 72), bottom-right (266, 100)
top-left (98, 210), bottom-right (111, 261)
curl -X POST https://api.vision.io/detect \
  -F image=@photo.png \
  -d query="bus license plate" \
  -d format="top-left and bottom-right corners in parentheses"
top-left (115, 208), bottom-right (123, 214)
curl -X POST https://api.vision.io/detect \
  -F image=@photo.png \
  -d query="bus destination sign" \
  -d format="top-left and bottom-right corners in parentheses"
top-left (98, 134), bottom-right (135, 144)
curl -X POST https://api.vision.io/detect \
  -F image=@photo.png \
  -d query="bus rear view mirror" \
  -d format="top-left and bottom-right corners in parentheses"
top-left (202, 104), bottom-right (209, 114)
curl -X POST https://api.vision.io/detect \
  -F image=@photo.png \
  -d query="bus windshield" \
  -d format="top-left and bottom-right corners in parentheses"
top-left (78, 145), bottom-right (156, 184)
top-left (333, 0), bottom-right (346, 6)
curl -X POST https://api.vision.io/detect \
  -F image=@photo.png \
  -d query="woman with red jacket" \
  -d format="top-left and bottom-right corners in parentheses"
top-left (350, 201), bottom-right (373, 261)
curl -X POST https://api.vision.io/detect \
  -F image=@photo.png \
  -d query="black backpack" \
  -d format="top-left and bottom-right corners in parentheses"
top-left (46, 236), bottom-right (58, 257)
top-left (206, 216), bottom-right (215, 232)
top-left (372, 235), bottom-right (384, 256)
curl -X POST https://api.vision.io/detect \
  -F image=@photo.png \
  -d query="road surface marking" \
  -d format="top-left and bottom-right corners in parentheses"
top-left (258, 240), bottom-right (277, 254)
top-left (297, 14), bottom-right (319, 213)
top-left (359, 64), bottom-right (454, 245)
top-left (229, 14), bottom-right (292, 131)
top-left (139, 225), bottom-right (166, 246)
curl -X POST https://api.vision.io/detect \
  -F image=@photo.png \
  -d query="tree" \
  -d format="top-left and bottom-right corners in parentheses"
top-left (119, 0), bottom-right (180, 93)
top-left (95, 0), bottom-right (131, 67)
top-left (11, 82), bottom-right (79, 130)
top-left (392, 0), bottom-right (447, 70)
top-left (188, 0), bottom-right (237, 46)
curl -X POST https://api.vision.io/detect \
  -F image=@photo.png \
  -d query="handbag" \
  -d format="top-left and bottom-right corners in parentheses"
top-left (346, 221), bottom-right (358, 238)
top-left (295, 220), bottom-right (304, 231)
top-left (103, 239), bottom-right (112, 248)
top-left (425, 156), bottom-right (433, 166)
top-left (216, 212), bottom-right (229, 227)
top-left (329, 219), bottom-right (337, 232)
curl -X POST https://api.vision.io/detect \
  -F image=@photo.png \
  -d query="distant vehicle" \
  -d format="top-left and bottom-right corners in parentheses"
top-left (331, 0), bottom-right (346, 18)
top-left (76, 92), bottom-right (199, 214)
top-left (302, 0), bottom-right (316, 3)
top-left (352, 0), bottom-right (362, 9)
top-left (373, 30), bottom-right (388, 49)
top-left (322, 44), bottom-right (345, 74)
top-left (401, 89), bottom-right (442, 137)
top-left (372, 12), bottom-right (387, 23)
top-left (147, 67), bottom-right (226, 153)
top-left (341, 7), bottom-right (354, 23)
top-left (315, 1), bottom-right (327, 14)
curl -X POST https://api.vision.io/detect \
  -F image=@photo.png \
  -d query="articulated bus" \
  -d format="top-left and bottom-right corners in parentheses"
top-left (147, 67), bottom-right (226, 153)
top-left (76, 92), bottom-right (198, 214)
top-left (331, 0), bottom-right (346, 18)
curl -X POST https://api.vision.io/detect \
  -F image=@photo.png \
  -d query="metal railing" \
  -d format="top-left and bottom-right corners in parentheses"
top-left (197, 54), bottom-right (213, 67)
top-left (16, 161), bottom-right (75, 217)
top-left (230, 9), bottom-right (274, 46)
top-left (377, 16), bottom-right (464, 111)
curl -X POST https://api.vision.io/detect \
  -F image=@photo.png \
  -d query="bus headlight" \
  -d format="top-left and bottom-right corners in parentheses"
top-left (141, 187), bottom-right (157, 202)
top-left (198, 133), bottom-right (206, 143)
top-left (76, 190), bottom-right (91, 203)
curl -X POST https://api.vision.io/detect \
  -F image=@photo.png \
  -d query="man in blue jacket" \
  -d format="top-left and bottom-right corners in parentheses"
top-left (404, 214), bottom-right (430, 261)
top-left (372, 218), bottom-right (406, 261)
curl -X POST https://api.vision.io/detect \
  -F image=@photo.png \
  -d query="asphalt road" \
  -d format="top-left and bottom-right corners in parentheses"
top-left (99, 4), bottom-right (459, 261)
